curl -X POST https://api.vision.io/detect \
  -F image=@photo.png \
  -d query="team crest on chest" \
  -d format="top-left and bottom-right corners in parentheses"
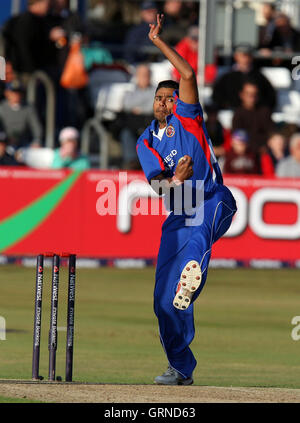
top-left (166, 125), bottom-right (175, 138)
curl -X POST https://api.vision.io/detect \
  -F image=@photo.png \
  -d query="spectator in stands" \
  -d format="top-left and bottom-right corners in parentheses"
top-left (86, 0), bottom-right (136, 49)
top-left (276, 133), bottom-right (300, 177)
top-left (0, 132), bottom-right (20, 166)
top-left (258, 2), bottom-right (277, 51)
top-left (180, 1), bottom-right (199, 27)
top-left (52, 127), bottom-right (90, 169)
top-left (260, 132), bottom-right (288, 176)
top-left (47, 0), bottom-right (86, 69)
top-left (232, 80), bottom-right (275, 153)
top-left (204, 104), bottom-right (228, 161)
top-left (172, 26), bottom-right (198, 82)
top-left (123, 1), bottom-right (158, 64)
top-left (0, 62), bottom-right (16, 102)
top-left (212, 44), bottom-right (276, 110)
top-left (162, 1), bottom-right (187, 46)
top-left (49, 6), bottom-right (89, 131)
top-left (264, 13), bottom-right (300, 53)
top-left (0, 80), bottom-right (43, 150)
top-left (223, 130), bottom-right (260, 174)
top-left (2, 0), bottom-right (60, 82)
top-left (164, 0), bottom-right (182, 24)
top-left (118, 64), bottom-right (155, 169)
top-left (48, 0), bottom-right (84, 34)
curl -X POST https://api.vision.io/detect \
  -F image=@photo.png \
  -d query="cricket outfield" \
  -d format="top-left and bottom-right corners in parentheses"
top-left (0, 266), bottom-right (300, 402)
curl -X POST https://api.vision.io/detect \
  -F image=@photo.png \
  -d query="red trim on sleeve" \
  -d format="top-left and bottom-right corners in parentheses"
top-left (143, 139), bottom-right (165, 171)
top-left (173, 106), bottom-right (213, 173)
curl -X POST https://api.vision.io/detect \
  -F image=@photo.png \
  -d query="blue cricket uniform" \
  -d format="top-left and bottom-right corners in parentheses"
top-left (136, 91), bottom-right (237, 379)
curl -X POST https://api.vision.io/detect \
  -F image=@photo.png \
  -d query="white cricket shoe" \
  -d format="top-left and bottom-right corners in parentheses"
top-left (173, 260), bottom-right (202, 310)
top-left (154, 365), bottom-right (193, 386)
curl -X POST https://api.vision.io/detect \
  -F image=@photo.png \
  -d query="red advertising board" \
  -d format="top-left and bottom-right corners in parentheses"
top-left (0, 167), bottom-right (299, 267)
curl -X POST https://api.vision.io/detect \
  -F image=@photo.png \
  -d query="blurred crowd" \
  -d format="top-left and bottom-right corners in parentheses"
top-left (0, 0), bottom-right (300, 177)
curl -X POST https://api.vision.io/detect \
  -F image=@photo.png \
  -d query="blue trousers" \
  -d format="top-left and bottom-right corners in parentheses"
top-left (154, 184), bottom-right (237, 378)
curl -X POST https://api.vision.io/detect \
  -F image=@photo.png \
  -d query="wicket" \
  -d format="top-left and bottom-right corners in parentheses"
top-left (32, 253), bottom-right (76, 382)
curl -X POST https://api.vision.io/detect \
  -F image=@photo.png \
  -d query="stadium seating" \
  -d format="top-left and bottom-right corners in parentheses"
top-left (149, 60), bottom-right (172, 86)
top-left (95, 82), bottom-right (135, 120)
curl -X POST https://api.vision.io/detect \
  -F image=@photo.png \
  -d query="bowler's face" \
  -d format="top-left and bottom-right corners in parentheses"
top-left (153, 88), bottom-right (175, 124)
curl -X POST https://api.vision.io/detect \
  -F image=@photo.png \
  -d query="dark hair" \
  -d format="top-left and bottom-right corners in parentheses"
top-left (155, 80), bottom-right (179, 93)
top-left (263, 2), bottom-right (276, 10)
top-left (241, 78), bottom-right (259, 90)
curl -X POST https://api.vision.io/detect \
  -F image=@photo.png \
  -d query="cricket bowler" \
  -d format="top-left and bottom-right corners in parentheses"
top-left (136, 14), bottom-right (237, 385)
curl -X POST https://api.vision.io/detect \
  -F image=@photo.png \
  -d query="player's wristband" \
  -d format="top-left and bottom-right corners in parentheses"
top-left (171, 175), bottom-right (183, 186)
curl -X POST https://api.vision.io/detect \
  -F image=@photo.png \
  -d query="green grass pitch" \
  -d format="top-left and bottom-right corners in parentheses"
top-left (0, 265), bottom-right (299, 387)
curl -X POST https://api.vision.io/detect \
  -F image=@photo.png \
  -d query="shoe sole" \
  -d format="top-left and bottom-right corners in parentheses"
top-left (173, 260), bottom-right (202, 310)
top-left (154, 378), bottom-right (194, 386)
top-left (177, 378), bottom-right (194, 386)
top-left (154, 379), bottom-right (178, 386)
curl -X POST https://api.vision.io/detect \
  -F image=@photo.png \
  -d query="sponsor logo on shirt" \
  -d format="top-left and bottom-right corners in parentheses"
top-left (163, 150), bottom-right (177, 168)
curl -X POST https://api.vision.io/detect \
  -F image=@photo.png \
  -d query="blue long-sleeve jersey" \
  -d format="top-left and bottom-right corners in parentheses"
top-left (136, 91), bottom-right (223, 212)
